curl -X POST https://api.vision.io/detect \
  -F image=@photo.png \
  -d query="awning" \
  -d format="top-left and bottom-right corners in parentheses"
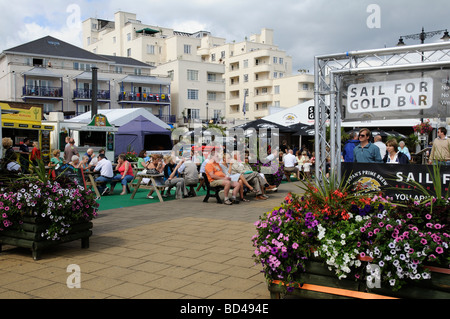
top-left (73, 72), bottom-right (110, 81)
top-left (23, 67), bottom-right (63, 78)
top-left (136, 28), bottom-right (159, 35)
top-left (120, 75), bottom-right (171, 86)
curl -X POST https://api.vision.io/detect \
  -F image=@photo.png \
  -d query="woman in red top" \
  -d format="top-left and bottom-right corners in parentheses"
top-left (111, 154), bottom-right (134, 195)
top-left (30, 141), bottom-right (42, 166)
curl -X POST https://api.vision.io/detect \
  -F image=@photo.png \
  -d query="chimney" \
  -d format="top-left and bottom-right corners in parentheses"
top-left (91, 67), bottom-right (98, 117)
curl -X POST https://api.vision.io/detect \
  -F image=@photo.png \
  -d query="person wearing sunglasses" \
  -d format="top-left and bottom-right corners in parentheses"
top-left (353, 128), bottom-right (383, 163)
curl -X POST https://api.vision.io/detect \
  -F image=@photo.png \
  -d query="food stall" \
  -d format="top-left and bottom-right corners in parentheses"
top-left (0, 101), bottom-right (53, 163)
top-left (50, 113), bottom-right (118, 161)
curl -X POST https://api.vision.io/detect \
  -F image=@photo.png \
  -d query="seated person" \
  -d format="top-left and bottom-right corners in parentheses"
top-left (80, 155), bottom-right (90, 171)
top-left (230, 151), bottom-right (268, 200)
top-left (144, 154), bottom-right (165, 199)
top-left (49, 149), bottom-right (64, 169)
top-left (163, 155), bottom-right (189, 200)
top-left (205, 150), bottom-right (241, 205)
top-left (178, 157), bottom-right (199, 197)
top-left (94, 153), bottom-right (114, 196)
top-left (69, 155), bottom-right (81, 169)
top-left (111, 154), bottom-right (135, 195)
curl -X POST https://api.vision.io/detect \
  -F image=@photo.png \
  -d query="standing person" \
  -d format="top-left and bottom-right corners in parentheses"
top-left (111, 154), bottom-right (134, 195)
top-left (429, 127), bottom-right (450, 165)
top-left (398, 141), bottom-right (411, 161)
top-left (343, 132), bottom-right (359, 162)
top-left (280, 140), bottom-right (289, 154)
top-left (30, 141), bottom-right (42, 166)
top-left (282, 149), bottom-right (298, 182)
top-left (64, 138), bottom-right (79, 163)
top-left (383, 139), bottom-right (409, 164)
top-left (205, 150), bottom-right (241, 205)
top-left (163, 155), bottom-right (189, 199)
top-left (373, 135), bottom-right (387, 159)
top-left (94, 153), bottom-right (114, 196)
top-left (353, 128), bottom-right (382, 163)
top-left (19, 137), bottom-right (32, 173)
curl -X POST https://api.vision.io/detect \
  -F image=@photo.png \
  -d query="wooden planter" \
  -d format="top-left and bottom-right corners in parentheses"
top-left (268, 258), bottom-right (450, 299)
top-left (0, 217), bottom-right (93, 260)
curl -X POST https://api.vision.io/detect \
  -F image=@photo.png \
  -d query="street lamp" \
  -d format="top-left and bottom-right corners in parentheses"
top-left (397, 27), bottom-right (449, 46)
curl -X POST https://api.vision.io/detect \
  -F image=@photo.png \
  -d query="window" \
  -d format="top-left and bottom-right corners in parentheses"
top-left (184, 44), bottom-right (191, 54)
top-left (134, 68), bottom-right (142, 75)
top-left (113, 37), bottom-right (116, 44)
top-left (127, 48), bottom-right (131, 57)
top-left (221, 51), bottom-right (225, 59)
top-left (187, 89), bottom-right (199, 100)
top-left (188, 108), bottom-right (199, 119)
top-left (279, 57), bottom-right (284, 64)
top-left (168, 70), bottom-right (174, 80)
top-left (243, 59), bottom-right (248, 68)
top-left (244, 74), bottom-right (249, 82)
top-left (43, 103), bottom-right (55, 113)
top-left (73, 62), bottom-right (79, 70)
top-left (115, 66), bottom-right (123, 74)
top-left (127, 33), bottom-right (131, 41)
top-left (274, 101), bottom-right (280, 107)
top-left (303, 83), bottom-right (309, 90)
top-left (207, 92), bottom-right (216, 101)
top-left (211, 53), bottom-right (216, 62)
top-left (187, 70), bottom-right (199, 81)
top-left (273, 72), bottom-right (278, 79)
top-left (147, 45), bottom-right (155, 55)
top-left (87, 37), bottom-right (91, 45)
top-left (273, 57), bottom-right (278, 64)
top-left (207, 73), bottom-right (217, 82)
top-left (274, 85), bottom-right (280, 94)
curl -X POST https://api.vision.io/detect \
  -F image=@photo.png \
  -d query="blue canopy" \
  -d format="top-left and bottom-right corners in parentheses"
top-left (115, 115), bottom-right (172, 157)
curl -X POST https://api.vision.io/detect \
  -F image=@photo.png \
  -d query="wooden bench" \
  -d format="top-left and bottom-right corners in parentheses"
top-left (130, 173), bottom-right (167, 202)
top-left (202, 172), bottom-right (222, 204)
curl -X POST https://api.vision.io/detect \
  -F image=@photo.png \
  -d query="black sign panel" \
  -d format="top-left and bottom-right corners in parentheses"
top-left (342, 162), bottom-right (450, 202)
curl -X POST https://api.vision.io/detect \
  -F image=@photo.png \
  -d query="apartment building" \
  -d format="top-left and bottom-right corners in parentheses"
top-left (204, 28), bottom-right (314, 121)
top-left (83, 11), bottom-right (226, 125)
top-left (0, 35), bottom-right (172, 121)
top-left (82, 12), bottom-right (314, 124)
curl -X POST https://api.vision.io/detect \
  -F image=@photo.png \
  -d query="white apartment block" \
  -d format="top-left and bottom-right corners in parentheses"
top-left (0, 36), bottom-right (173, 121)
top-left (83, 11), bottom-right (226, 125)
top-left (83, 12), bottom-right (314, 124)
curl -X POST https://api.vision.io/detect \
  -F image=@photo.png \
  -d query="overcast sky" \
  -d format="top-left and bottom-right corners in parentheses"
top-left (1, 0), bottom-right (449, 73)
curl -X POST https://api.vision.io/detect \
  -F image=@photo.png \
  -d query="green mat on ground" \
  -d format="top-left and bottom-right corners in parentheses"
top-left (94, 178), bottom-right (301, 211)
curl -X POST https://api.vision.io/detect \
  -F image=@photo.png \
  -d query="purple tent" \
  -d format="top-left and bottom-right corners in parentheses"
top-left (115, 115), bottom-right (172, 157)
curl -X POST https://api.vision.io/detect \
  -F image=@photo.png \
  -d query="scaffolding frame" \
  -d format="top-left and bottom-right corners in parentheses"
top-left (314, 41), bottom-right (450, 182)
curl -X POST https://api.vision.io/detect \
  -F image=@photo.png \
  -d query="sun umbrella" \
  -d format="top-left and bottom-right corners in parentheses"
top-left (385, 130), bottom-right (407, 139)
top-left (288, 123), bottom-right (315, 136)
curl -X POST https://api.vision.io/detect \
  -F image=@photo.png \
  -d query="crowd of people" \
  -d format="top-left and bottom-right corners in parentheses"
top-left (343, 127), bottom-right (450, 165)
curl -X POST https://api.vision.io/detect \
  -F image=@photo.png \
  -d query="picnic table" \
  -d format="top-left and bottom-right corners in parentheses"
top-left (130, 172), bottom-right (166, 202)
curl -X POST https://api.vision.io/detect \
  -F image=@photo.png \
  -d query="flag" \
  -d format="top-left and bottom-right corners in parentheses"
top-left (243, 91), bottom-right (247, 116)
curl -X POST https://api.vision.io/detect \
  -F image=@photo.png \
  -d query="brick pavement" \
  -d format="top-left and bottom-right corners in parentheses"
top-left (0, 181), bottom-right (304, 299)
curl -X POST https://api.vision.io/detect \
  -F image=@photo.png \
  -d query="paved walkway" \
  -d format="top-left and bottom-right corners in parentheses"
top-left (0, 181), bottom-right (304, 299)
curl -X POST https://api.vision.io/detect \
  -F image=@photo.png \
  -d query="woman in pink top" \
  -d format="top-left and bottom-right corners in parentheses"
top-left (111, 154), bottom-right (134, 195)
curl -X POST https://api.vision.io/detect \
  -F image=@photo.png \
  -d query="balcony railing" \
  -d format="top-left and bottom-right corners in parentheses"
top-left (118, 92), bottom-right (170, 103)
top-left (73, 89), bottom-right (110, 100)
top-left (23, 85), bottom-right (62, 98)
top-left (156, 114), bottom-right (176, 124)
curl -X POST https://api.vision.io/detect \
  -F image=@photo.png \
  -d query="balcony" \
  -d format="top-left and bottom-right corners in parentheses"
top-left (156, 114), bottom-right (176, 124)
top-left (22, 85), bottom-right (63, 100)
top-left (118, 92), bottom-right (170, 104)
top-left (73, 89), bottom-right (110, 101)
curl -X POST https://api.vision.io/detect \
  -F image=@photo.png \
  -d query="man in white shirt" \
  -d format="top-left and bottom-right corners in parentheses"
top-left (374, 135), bottom-right (387, 159)
top-left (283, 149), bottom-right (298, 182)
top-left (94, 153), bottom-right (114, 196)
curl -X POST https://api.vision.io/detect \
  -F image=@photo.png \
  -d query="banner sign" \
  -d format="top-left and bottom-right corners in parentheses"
top-left (341, 162), bottom-right (450, 202)
top-left (341, 68), bottom-right (450, 121)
